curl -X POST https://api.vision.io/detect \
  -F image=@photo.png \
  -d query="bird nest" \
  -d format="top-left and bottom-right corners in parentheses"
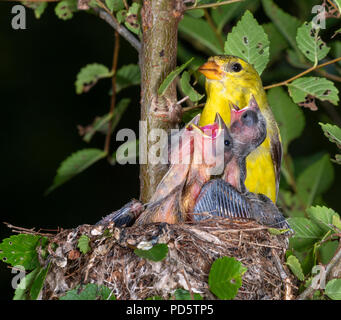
top-left (41, 219), bottom-right (297, 300)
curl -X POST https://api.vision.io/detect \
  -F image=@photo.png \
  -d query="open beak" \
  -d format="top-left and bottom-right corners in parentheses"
top-left (198, 61), bottom-right (223, 80)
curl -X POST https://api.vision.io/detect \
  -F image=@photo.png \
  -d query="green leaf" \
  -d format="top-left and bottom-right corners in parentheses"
top-left (186, 9), bottom-right (204, 18)
top-left (77, 235), bottom-right (91, 254)
top-left (286, 255), bottom-right (304, 281)
top-left (60, 284), bottom-right (116, 300)
top-left (208, 256), bottom-right (247, 300)
top-left (288, 77), bottom-right (339, 106)
top-left (13, 267), bottom-right (39, 300)
top-left (224, 10), bottom-right (269, 75)
top-left (306, 206), bottom-right (340, 234)
top-left (83, 98), bottom-right (131, 143)
top-left (296, 153), bottom-right (334, 207)
top-left (46, 148), bottom-right (107, 194)
top-left (116, 9), bottom-right (127, 24)
top-left (180, 71), bottom-right (204, 102)
top-left (325, 279), bottom-right (341, 300)
top-left (332, 154), bottom-right (341, 165)
top-left (75, 63), bottom-right (113, 95)
top-left (105, 0), bottom-right (124, 12)
top-left (134, 244), bottom-right (168, 262)
top-left (318, 240), bottom-right (338, 265)
top-left (158, 58), bottom-right (194, 96)
top-left (268, 87), bottom-right (305, 153)
top-left (23, 1), bottom-right (48, 19)
top-left (262, 0), bottom-right (301, 56)
top-left (288, 217), bottom-right (325, 252)
top-left (179, 16), bottom-right (223, 55)
top-left (124, 2), bottom-right (141, 35)
top-left (296, 21), bottom-right (330, 65)
top-left (116, 64), bottom-right (141, 93)
top-left (174, 288), bottom-right (203, 300)
top-left (0, 234), bottom-right (48, 270)
top-left (332, 215), bottom-right (341, 230)
top-left (319, 123), bottom-right (341, 148)
top-left (55, 0), bottom-right (78, 20)
top-left (30, 264), bottom-right (50, 300)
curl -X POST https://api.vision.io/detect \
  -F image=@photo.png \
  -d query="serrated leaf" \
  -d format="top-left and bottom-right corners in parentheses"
top-left (262, 0), bottom-right (301, 56)
top-left (75, 63), bottom-right (113, 94)
top-left (116, 64), bottom-right (140, 93)
top-left (55, 0), bottom-right (78, 20)
top-left (208, 256), bottom-right (247, 300)
top-left (0, 234), bottom-right (48, 270)
top-left (23, 1), bottom-right (47, 19)
top-left (158, 58), bottom-right (194, 96)
top-left (268, 87), bottom-right (305, 153)
top-left (288, 217), bottom-right (325, 252)
top-left (83, 98), bottom-right (131, 143)
top-left (13, 268), bottom-right (37, 300)
top-left (30, 264), bottom-right (50, 300)
top-left (174, 288), bottom-right (203, 300)
top-left (325, 279), bottom-right (341, 300)
top-left (105, 0), bottom-right (124, 12)
top-left (296, 21), bottom-right (330, 65)
top-left (134, 244), bottom-right (168, 262)
top-left (296, 153), bottom-right (334, 207)
top-left (60, 283), bottom-right (116, 300)
top-left (224, 10), bottom-right (269, 75)
top-left (306, 206), bottom-right (340, 233)
top-left (180, 71), bottom-right (204, 102)
top-left (46, 148), bottom-right (107, 194)
top-left (124, 2), bottom-right (141, 35)
top-left (319, 123), bottom-right (341, 148)
top-left (77, 235), bottom-right (91, 254)
top-left (318, 240), bottom-right (338, 265)
top-left (288, 77), bottom-right (339, 106)
top-left (332, 215), bottom-right (341, 230)
top-left (179, 16), bottom-right (223, 55)
top-left (286, 255), bottom-right (304, 281)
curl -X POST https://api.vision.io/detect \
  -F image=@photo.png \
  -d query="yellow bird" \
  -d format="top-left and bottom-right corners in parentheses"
top-left (198, 55), bottom-right (282, 203)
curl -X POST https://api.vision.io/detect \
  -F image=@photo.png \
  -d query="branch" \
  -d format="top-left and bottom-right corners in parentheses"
top-left (186, 0), bottom-right (243, 10)
top-left (264, 57), bottom-right (341, 90)
top-left (104, 31), bottom-right (120, 156)
top-left (94, 1), bottom-right (141, 53)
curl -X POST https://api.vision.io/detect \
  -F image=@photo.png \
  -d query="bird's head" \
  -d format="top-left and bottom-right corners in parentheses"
top-left (186, 113), bottom-right (234, 174)
top-left (198, 55), bottom-right (260, 83)
top-left (229, 96), bottom-right (267, 158)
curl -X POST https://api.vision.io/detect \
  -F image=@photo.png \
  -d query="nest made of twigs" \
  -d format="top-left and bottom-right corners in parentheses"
top-left (41, 219), bottom-right (297, 300)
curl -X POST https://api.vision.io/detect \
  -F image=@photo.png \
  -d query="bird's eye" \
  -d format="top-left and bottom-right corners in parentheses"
top-left (224, 139), bottom-right (231, 146)
top-left (231, 62), bottom-right (242, 72)
top-left (241, 110), bottom-right (258, 127)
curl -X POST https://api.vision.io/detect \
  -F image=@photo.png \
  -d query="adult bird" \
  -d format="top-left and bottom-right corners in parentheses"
top-left (198, 55), bottom-right (282, 203)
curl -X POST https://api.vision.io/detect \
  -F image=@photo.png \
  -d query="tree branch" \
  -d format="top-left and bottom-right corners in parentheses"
top-left (94, 1), bottom-right (141, 53)
top-left (186, 0), bottom-right (243, 11)
top-left (264, 57), bottom-right (341, 90)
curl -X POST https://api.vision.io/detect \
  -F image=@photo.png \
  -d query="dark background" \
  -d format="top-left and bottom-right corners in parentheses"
top-left (0, 1), bottom-right (340, 299)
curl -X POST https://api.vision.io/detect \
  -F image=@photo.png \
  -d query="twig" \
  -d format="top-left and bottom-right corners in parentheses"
top-left (94, 1), bottom-right (141, 53)
top-left (3, 222), bottom-right (55, 237)
top-left (180, 269), bottom-right (194, 300)
top-left (186, 0), bottom-right (243, 11)
top-left (264, 56), bottom-right (341, 90)
top-left (182, 103), bottom-right (204, 113)
top-left (104, 31), bottom-right (120, 156)
top-left (203, 9), bottom-right (224, 50)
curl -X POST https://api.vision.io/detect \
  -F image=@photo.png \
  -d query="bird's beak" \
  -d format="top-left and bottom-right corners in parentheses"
top-left (214, 112), bottom-right (229, 137)
top-left (198, 61), bottom-right (223, 80)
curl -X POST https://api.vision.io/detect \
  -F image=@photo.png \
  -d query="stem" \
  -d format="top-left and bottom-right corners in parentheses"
top-left (186, 0), bottom-right (243, 10)
top-left (264, 56), bottom-right (341, 90)
top-left (182, 103), bottom-right (204, 113)
top-left (94, 0), bottom-right (141, 53)
top-left (104, 31), bottom-right (120, 156)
